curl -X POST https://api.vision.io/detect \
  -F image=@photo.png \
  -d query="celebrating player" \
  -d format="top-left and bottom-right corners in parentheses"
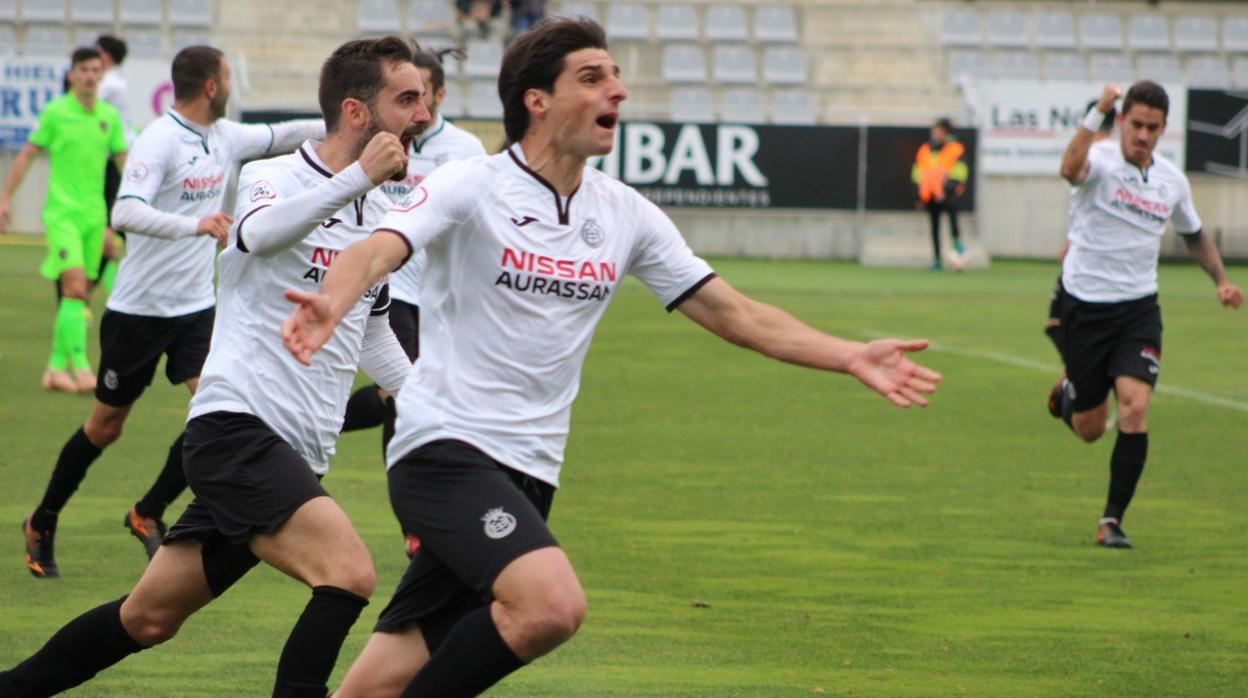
top-left (18, 45), bottom-right (327, 579)
top-left (1048, 81), bottom-right (1242, 548)
top-left (282, 18), bottom-right (940, 697)
top-left (0, 47), bottom-right (127, 394)
top-left (0, 36), bottom-right (427, 696)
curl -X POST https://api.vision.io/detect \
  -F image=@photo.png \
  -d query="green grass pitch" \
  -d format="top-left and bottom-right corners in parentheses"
top-left (1, 240), bottom-right (1245, 696)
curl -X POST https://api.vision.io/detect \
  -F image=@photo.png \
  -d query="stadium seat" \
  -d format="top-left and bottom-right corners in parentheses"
top-left (465, 81), bottom-right (502, 118)
top-left (993, 51), bottom-right (1037, 80)
top-left (1185, 55), bottom-right (1231, 89)
top-left (712, 44), bottom-right (756, 85)
top-left (23, 0), bottom-right (66, 23)
top-left (358, 0), bottom-right (401, 34)
top-left (126, 28), bottom-right (165, 58)
top-left (0, 25), bottom-right (16, 54)
top-left (71, 0), bottom-right (113, 25)
top-left (985, 10), bottom-right (1028, 49)
top-left (1135, 54), bottom-right (1182, 84)
top-left (1041, 52), bottom-right (1086, 82)
top-left (661, 43), bottom-right (705, 83)
top-left (939, 10), bottom-right (980, 47)
top-left (1080, 14), bottom-right (1123, 51)
top-left (22, 26), bottom-right (69, 57)
top-left (704, 6), bottom-right (747, 42)
top-left (669, 87), bottom-right (715, 123)
top-left (409, 0), bottom-right (453, 36)
top-left (1233, 57), bottom-right (1248, 89)
top-left (654, 3), bottom-right (697, 41)
top-left (769, 88), bottom-right (816, 125)
top-left (0, 0), bottom-right (14, 21)
top-left (719, 88), bottom-right (765, 125)
top-left (1173, 16), bottom-right (1218, 53)
top-left (553, 1), bottom-right (598, 23)
top-left (761, 46), bottom-right (805, 85)
top-left (120, 0), bottom-right (161, 26)
top-left (604, 3), bottom-right (648, 42)
top-left (169, 0), bottom-right (212, 27)
top-left (946, 49), bottom-right (988, 83)
top-left (753, 6), bottom-right (796, 44)
top-left (1088, 53), bottom-right (1134, 83)
top-left (1126, 15), bottom-right (1169, 52)
top-left (1034, 12), bottom-right (1076, 49)
top-left (463, 38), bottom-right (503, 78)
top-left (73, 26), bottom-right (108, 49)
top-left (1224, 17), bottom-right (1248, 53)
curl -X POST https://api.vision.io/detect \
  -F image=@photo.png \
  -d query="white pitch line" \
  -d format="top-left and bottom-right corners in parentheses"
top-left (858, 329), bottom-right (1248, 413)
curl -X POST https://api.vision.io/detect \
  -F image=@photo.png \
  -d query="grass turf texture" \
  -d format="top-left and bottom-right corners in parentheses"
top-left (1, 241), bottom-right (1245, 696)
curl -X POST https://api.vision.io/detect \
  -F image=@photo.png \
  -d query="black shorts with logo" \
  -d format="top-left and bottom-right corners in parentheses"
top-left (388, 298), bottom-right (419, 362)
top-left (95, 307), bottom-right (215, 406)
top-left (375, 439), bottom-right (558, 634)
top-left (165, 411), bottom-right (329, 597)
top-left (1057, 290), bottom-right (1162, 411)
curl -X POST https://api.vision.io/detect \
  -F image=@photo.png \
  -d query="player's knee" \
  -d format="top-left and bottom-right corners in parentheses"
top-left (516, 584), bottom-right (587, 648)
top-left (84, 415), bottom-right (124, 447)
top-left (325, 551), bottom-right (376, 598)
top-left (122, 606), bottom-right (186, 647)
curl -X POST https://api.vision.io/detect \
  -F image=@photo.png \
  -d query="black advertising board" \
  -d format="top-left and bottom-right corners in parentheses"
top-left (864, 126), bottom-right (977, 212)
top-left (1186, 89), bottom-right (1248, 178)
top-left (592, 121), bottom-right (859, 209)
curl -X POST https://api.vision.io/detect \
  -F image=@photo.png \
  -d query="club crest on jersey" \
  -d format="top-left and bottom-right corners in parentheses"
top-left (250, 180), bottom-right (277, 202)
top-left (481, 507), bottom-right (517, 539)
top-left (126, 162), bottom-right (149, 183)
top-left (580, 218), bottom-right (604, 248)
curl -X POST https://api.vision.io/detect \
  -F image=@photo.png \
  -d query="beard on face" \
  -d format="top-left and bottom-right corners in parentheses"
top-left (209, 89), bottom-right (228, 120)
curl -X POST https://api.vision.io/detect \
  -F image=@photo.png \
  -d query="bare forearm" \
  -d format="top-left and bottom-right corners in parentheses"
top-left (1184, 232), bottom-right (1229, 285)
top-left (1059, 129), bottom-right (1095, 183)
top-left (2, 148), bottom-right (35, 201)
top-left (730, 301), bottom-right (864, 373)
top-left (320, 238), bottom-right (401, 322)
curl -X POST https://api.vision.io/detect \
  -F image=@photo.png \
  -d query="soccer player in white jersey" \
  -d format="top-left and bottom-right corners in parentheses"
top-left (19, 45), bottom-right (326, 579)
top-left (96, 33), bottom-right (132, 291)
top-left (282, 19), bottom-right (941, 697)
top-left (0, 37), bottom-right (428, 696)
top-left (1047, 82), bottom-right (1242, 549)
top-left (342, 47), bottom-right (487, 466)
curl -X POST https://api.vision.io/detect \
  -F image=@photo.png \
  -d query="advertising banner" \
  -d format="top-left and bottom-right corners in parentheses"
top-left (1186, 89), bottom-right (1248, 178)
top-left (967, 79), bottom-right (1187, 174)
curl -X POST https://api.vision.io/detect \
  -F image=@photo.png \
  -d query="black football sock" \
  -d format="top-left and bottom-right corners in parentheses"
top-left (273, 586), bottom-right (368, 698)
top-left (341, 385), bottom-right (386, 433)
top-left (400, 605), bottom-right (526, 698)
top-left (33, 428), bottom-right (104, 530)
top-left (134, 432), bottom-right (187, 521)
top-left (1103, 431), bottom-right (1148, 523)
top-left (0, 597), bottom-right (144, 696)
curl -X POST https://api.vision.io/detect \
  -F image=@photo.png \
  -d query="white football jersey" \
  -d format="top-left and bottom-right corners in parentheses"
top-left (110, 110), bottom-right (324, 317)
top-left (98, 69), bottom-right (132, 144)
top-left (379, 146), bottom-right (715, 487)
top-left (189, 143), bottom-right (390, 474)
top-left (378, 115), bottom-right (488, 306)
top-left (1063, 140), bottom-right (1202, 302)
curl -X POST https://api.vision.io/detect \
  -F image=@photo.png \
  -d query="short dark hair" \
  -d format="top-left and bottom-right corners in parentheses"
top-left (498, 17), bottom-right (608, 143)
top-left (70, 46), bottom-right (101, 67)
top-left (933, 117), bottom-right (953, 133)
top-left (171, 46), bottom-right (225, 102)
top-left (412, 47), bottom-right (464, 94)
top-left (319, 36), bottom-right (419, 132)
top-left (1084, 99), bottom-right (1116, 133)
top-left (96, 34), bottom-right (128, 65)
top-left (1122, 80), bottom-right (1168, 119)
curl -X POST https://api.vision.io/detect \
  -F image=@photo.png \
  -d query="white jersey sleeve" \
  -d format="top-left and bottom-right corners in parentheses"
top-left (374, 159), bottom-right (477, 265)
top-left (233, 159), bottom-right (373, 256)
top-left (359, 285), bottom-right (412, 396)
top-left (220, 119), bottom-right (327, 162)
top-left (1080, 140), bottom-right (1114, 186)
top-left (1171, 173), bottom-right (1202, 235)
top-left (626, 195), bottom-right (716, 310)
top-left (112, 132), bottom-right (198, 239)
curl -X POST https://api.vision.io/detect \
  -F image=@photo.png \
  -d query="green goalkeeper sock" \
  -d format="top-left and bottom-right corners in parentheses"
top-left (55, 299), bottom-right (90, 371)
top-left (47, 320), bottom-right (69, 372)
top-left (100, 258), bottom-right (119, 294)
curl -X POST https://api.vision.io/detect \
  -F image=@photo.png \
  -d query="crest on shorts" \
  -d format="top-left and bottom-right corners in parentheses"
top-left (580, 218), bottom-right (604, 248)
top-left (103, 369), bottom-right (119, 391)
top-left (481, 507), bottom-right (517, 539)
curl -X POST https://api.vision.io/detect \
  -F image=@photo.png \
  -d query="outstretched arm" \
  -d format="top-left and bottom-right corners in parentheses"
top-left (1182, 232), bottom-right (1243, 308)
top-left (282, 231), bottom-right (411, 365)
top-left (1060, 83), bottom-right (1120, 184)
top-left (677, 277), bottom-right (941, 407)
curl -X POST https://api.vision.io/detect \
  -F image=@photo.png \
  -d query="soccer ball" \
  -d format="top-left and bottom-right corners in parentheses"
top-left (944, 249), bottom-right (970, 272)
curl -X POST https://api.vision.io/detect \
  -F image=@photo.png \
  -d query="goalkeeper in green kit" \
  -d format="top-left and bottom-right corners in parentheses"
top-left (0, 46), bottom-right (128, 393)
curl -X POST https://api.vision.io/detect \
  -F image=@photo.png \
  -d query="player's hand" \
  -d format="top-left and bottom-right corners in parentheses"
top-left (282, 289), bottom-right (338, 366)
top-left (1096, 84), bottom-right (1123, 114)
top-left (1218, 282), bottom-right (1243, 309)
top-left (358, 132), bottom-right (407, 185)
top-left (197, 212), bottom-right (233, 245)
top-left (847, 339), bottom-right (942, 408)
